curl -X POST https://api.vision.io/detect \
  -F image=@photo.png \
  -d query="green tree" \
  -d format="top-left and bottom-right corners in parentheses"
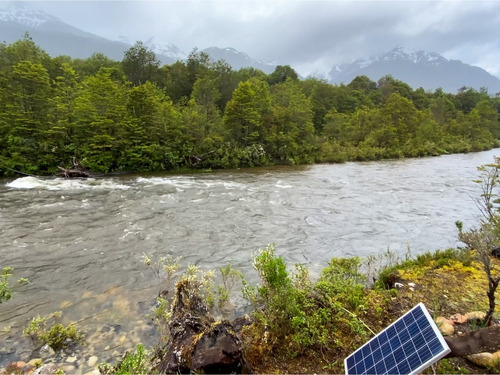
top-left (267, 78), bottom-right (315, 162)
top-left (267, 65), bottom-right (299, 85)
top-left (223, 78), bottom-right (271, 146)
top-left (122, 41), bottom-right (160, 86)
top-left (72, 68), bottom-right (130, 171)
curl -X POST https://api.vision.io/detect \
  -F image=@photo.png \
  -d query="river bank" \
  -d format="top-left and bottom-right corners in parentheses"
top-left (1, 245), bottom-right (499, 374)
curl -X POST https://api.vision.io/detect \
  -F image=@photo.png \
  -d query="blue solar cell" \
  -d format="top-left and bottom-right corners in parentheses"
top-left (395, 319), bottom-right (406, 333)
top-left (407, 352), bottom-right (421, 370)
top-left (381, 342), bottom-right (391, 356)
top-left (384, 353), bottom-right (396, 370)
top-left (387, 325), bottom-right (397, 337)
top-left (416, 316), bottom-right (428, 330)
top-left (347, 356), bottom-right (355, 370)
top-left (375, 359), bottom-right (386, 374)
top-left (413, 333), bottom-right (425, 349)
top-left (403, 341), bottom-right (416, 357)
top-left (362, 345), bottom-right (371, 357)
top-left (393, 346), bottom-right (405, 363)
top-left (429, 338), bottom-right (444, 355)
top-left (344, 303), bottom-right (450, 375)
top-left (398, 359), bottom-right (410, 374)
top-left (407, 322), bottom-right (419, 336)
top-left (364, 354), bottom-right (374, 369)
top-left (356, 361), bottom-right (365, 373)
top-left (417, 346), bottom-right (432, 363)
top-left (399, 329), bottom-right (410, 344)
top-left (380, 330), bottom-right (389, 343)
top-left (389, 335), bottom-right (401, 350)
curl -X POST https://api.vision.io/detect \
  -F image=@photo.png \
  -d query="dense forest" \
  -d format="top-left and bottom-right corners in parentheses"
top-left (1, 35), bottom-right (499, 176)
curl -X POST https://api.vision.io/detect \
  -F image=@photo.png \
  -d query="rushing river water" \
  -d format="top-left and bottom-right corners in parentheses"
top-left (0, 149), bottom-right (499, 370)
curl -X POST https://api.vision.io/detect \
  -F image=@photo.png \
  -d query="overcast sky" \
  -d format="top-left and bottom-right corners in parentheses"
top-left (17, 1), bottom-right (500, 77)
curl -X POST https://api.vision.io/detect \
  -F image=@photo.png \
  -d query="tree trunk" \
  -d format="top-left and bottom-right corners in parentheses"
top-left (444, 325), bottom-right (500, 357)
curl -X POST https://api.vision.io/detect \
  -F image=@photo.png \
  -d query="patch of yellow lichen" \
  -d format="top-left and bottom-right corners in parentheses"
top-left (395, 256), bottom-right (500, 317)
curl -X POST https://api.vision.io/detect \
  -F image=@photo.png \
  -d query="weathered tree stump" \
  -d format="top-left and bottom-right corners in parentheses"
top-left (191, 320), bottom-right (247, 374)
top-left (155, 279), bottom-right (249, 374)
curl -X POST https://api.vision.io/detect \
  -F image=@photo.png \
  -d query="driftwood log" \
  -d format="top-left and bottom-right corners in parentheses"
top-left (444, 325), bottom-right (500, 358)
top-left (187, 150), bottom-right (216, 166)
top-left (57, 158), bottom-right (90, 178)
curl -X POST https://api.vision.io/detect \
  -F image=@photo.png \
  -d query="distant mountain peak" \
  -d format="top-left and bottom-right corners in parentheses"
top-left (329, 46), bottom-right (500, 93)
top-left (0, 2), bottom-right (59, 28)
top-left (201, 46), bottom-right (277, 73)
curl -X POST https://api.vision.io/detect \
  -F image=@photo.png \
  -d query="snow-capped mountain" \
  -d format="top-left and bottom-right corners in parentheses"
top-left (330, 46), bottom-right (500, 94)
top-left (0, 2), bottom-right (59, 28)
top-left (0, 2), bottom-right (133, 61)
top-left (201, 47), bottom-right (277, 74)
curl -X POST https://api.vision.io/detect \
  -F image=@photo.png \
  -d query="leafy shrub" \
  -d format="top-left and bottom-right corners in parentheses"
top-left (243, 245), bottom-right (388, 359)
top-left (100, 344), bottom-right (149, 375)
top-left (0, 267), bottom-right (28, 303)
top-left (23, 311), bottom-right (85, 350)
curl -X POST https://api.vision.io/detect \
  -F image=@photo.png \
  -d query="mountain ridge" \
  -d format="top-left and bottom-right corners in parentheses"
top-left (1, 3), bottom-right (499, 94)
top-left (329, 46), bottom-right (500, 94)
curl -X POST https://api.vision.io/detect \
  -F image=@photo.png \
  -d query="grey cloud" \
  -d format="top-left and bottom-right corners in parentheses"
top-left (32, 1), bottom-right (500, 77)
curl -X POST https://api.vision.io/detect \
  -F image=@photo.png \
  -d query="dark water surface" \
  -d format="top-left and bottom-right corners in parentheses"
top-left (0, 149), bottom-right (498, 369)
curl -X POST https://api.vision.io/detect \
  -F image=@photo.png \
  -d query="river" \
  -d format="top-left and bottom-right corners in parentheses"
top-left (0, 149), bottom-right (498, 370)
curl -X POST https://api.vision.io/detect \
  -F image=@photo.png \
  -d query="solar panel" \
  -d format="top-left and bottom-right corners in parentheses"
top-left (344, 302), bottom-right (450, 375)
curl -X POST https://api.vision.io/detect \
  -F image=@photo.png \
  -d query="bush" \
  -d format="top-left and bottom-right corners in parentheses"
top-left (0, 267), bottom-right (28, 304)
top-left (23, 311), bottom-right (85, 350)
top-left (243, 245), bottom-right (389, 359)
top-left (100, 344), bottom-right (149, 375)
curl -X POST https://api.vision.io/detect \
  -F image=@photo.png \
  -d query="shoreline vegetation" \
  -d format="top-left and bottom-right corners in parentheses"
top-left (0, 35), bottom-right (499, 177)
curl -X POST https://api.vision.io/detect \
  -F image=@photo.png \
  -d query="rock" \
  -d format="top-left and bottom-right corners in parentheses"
top-left (87, 355), bottom-right (98, 367)
top-left (9, 361), bottom-right (27, 371)
top-left (62, 365), bottom-right (76, 373)
top-left (66, 356), bottom-right (77, 363)
top-left (191, 320), bottom-right (247, 374)
top-left (492, 246), bottom-right (500, 258)
top-left (465, 311), bottom-right (487, 321)
top-left (436, 316), bottom-right (454, 326)
top-left (438, 322), bottom-right (455, 336)
top-left (466, 352), bottom-right (495, 367)
top-left (449, 313), bottom-right (468, 324)
top-left (33, 363), bottom-right (58, 374)
top-left (40, 344), bottom-right (56, 358)
top-left (436, 317), bottom-right (455, 335)
top-left (118, 335), bottom-right (126, 344)
top-left (231, 315), bottom-right (253, 334)
top-left (28, 358), bottom-right (43, 367)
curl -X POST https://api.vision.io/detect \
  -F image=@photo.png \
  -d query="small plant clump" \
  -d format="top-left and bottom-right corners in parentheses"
top-left (0, 267), bottom-right (28, 304)
top-left (23, 311), bottom-right (85, 350)
top-left (99, 344), bottom-right (149, 375)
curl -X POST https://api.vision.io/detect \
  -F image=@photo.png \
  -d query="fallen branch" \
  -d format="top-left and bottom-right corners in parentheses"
top-left (444, 325), bottom-right (500, 357)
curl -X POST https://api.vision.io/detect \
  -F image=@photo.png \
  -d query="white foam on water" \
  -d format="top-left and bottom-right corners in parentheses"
top-left (6, 177), bottom-right (131, 191)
